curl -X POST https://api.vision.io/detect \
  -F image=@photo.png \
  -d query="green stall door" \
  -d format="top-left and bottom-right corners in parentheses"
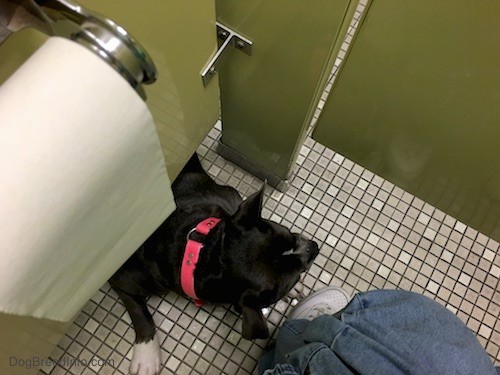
top-left (313, 0), bottom-right (500, 241)
top-left (216, 0), bottom-right (358, 189)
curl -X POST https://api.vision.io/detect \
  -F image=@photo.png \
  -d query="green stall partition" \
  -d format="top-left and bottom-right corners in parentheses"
top-left (216, 0), bottom-right (359, 189)
top-left (313, 0), bottom-right (500, 241)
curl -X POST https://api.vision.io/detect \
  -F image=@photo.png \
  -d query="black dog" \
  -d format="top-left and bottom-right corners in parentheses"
top-left (109, 154), bottom-right (319, 375)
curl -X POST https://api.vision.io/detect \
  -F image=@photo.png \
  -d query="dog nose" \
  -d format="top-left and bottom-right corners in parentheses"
top-left (307, 240), bottom-right (319, 261)
top-left (296, 235), bottom-right (319, 264)
top-left (310, 240), bottom-right (319, 255)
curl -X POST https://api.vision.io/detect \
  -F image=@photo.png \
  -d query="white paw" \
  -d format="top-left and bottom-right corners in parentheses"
top-left (129, 334), bottom-right (161, 375)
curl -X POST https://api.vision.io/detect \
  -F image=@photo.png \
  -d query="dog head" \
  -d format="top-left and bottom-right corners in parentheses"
top-left (220, 187), bottom-right (319, 340)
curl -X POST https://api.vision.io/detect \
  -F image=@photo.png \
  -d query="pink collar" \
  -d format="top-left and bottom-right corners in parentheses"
top-left (181, 217), bottom-right (221, 307)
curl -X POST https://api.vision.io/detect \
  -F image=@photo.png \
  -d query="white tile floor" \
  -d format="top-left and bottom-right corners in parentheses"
top-left (38, 122), bottom-right (500, 375)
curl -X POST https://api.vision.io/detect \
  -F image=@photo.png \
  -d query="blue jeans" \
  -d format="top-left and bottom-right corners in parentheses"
top-left (259, 290), bottom-right (499, 375)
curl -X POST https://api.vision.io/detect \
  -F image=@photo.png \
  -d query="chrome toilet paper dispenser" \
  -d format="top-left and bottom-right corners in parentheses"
top-left (1, 0), bottom-right (156, 100)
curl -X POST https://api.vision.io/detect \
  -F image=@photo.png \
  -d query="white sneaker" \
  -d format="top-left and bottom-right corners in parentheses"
top-left (288, 286), bottom-right (351, 320)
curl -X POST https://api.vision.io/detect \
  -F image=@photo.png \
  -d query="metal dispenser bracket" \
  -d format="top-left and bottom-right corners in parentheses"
top-left (34, 0), bottom-right (157, 100)
top-left (201, 22), bottom-right (252, 86)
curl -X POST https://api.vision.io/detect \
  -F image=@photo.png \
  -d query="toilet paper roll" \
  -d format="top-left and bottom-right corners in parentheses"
top-left (0, 37), bottom-right (175, 321)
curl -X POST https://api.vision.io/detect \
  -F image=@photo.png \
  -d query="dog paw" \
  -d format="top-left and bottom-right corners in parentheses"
top-left (129, 335), bottom-right (161, 375)
top-left (287, 279), bottom-right (306, 300)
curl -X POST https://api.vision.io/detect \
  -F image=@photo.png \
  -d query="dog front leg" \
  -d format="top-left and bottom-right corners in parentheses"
top-left (115, 289), bottom-right (160, 375)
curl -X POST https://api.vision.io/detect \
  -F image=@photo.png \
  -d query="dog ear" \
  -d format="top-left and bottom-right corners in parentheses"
top-left (238, 289), bottom-right (269, 340)
top-left (232, 184), bottom-right (265, 228)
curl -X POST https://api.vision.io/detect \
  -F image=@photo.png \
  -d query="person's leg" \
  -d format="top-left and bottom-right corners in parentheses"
top-left (258, 287), bottom-right (351, 375)
top-left (259, 288), bottom-right (499, 375)
top-left (330, 289), bottom-right (497, 374)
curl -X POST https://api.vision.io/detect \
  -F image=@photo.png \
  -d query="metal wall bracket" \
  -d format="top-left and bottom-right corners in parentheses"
top-left (2, 0), bottom-right (157, 100)
top-left (201, 22), bottom-right (252, 86)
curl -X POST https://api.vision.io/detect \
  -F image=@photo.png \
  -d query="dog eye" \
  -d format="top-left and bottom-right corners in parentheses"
top-left (282, 248), bottom-right (295, 256)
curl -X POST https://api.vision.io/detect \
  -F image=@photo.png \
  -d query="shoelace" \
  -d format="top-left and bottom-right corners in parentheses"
top-left (306, 303), bottom-right (339, 319)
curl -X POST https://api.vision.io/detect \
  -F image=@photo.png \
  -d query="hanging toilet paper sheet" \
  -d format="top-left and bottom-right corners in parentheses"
top-left (0, 37), bottom-right (175, 321)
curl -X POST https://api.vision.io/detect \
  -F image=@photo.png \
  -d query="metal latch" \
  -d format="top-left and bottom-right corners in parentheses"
top-left (201, 22), bottom-right (252, 86)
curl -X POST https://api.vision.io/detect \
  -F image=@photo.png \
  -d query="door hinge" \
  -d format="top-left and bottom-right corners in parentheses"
top-left (201, 22), bottom-right (253, 86)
